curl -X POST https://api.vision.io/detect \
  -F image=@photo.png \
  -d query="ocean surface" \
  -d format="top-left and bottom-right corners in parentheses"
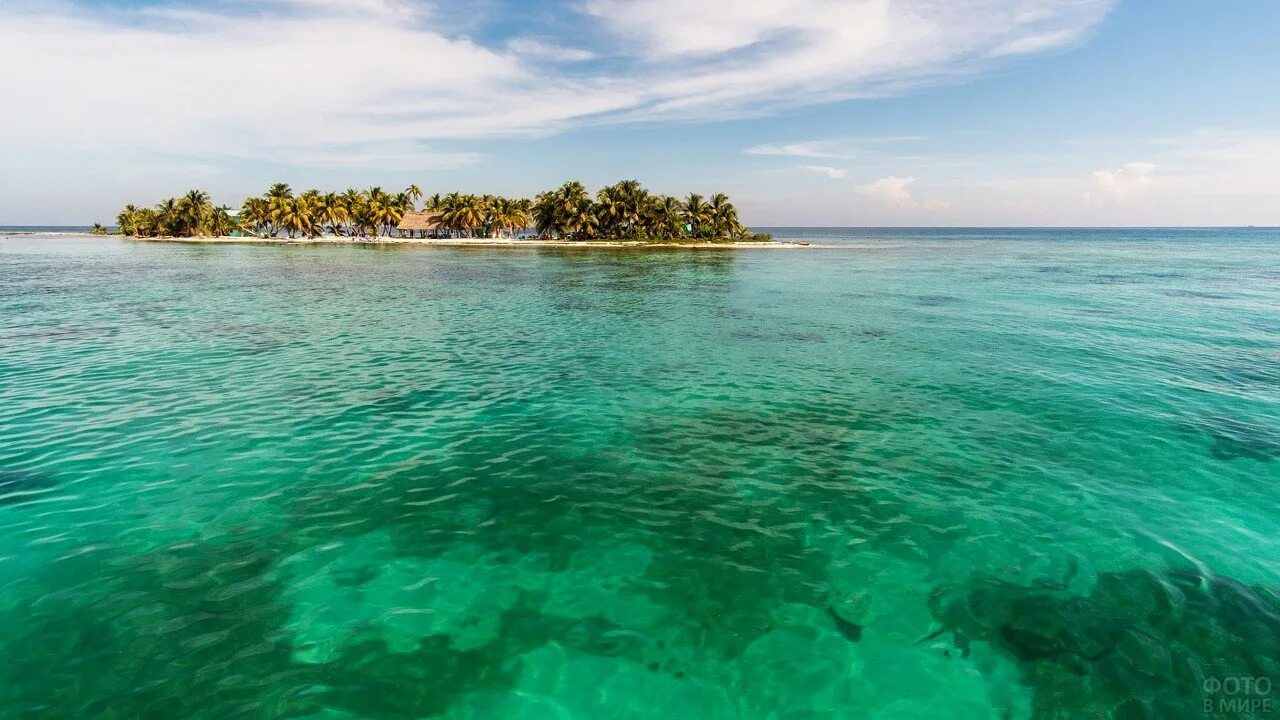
top-left (0, 226), bottom-right (97, 234)
top-left (1, 228), bottom-right (1277, 719)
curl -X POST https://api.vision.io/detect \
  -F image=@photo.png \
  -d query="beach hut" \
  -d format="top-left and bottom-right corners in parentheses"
top-left (397, 211), bottom-right (445, 239)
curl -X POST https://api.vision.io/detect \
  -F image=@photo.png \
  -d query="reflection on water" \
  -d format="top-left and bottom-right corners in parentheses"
top-left (0, 228), bottom-right (1278, 719)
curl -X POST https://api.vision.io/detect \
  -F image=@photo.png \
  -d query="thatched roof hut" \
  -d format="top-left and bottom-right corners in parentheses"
top-left (397, 211), bottom-right (444, 232)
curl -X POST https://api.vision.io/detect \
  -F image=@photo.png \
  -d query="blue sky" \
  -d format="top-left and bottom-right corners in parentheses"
top-left (1, 0), bottom-right (1278, 225)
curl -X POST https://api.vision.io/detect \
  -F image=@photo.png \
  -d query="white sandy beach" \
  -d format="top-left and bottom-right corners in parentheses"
top-left (126, 235), bottom-right (811, 249)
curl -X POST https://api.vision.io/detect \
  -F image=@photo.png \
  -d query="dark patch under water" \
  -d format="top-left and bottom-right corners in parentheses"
top-left (1202, 359), bottom-right (1280, 392)
top-left (916, 294), bottom-right (961, 307)
top-left (729, 329), bottom-right (827, 343)
top-left (928, 566), bottom-right (1280, 719)
top-left (0, 469), bottom-right (58, 506)
top-left (825, 606), bottom-right (863, 643)
top-left (1197, 415), bottom-right (1280, 462)
top-left (1164, 289), bottom-right (1237, 300)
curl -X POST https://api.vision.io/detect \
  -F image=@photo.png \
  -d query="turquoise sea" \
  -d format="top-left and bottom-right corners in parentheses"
top-left (1, 229), bottom-right (1278, 719)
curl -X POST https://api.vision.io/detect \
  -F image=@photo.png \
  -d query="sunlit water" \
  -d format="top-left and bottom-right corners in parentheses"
top-left (1, 229), bottom-right (1278, 719)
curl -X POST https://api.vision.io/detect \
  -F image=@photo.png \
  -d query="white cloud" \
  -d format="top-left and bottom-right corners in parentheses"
top-left (857, 176), bottom-right (916, 206)
top-left (1092, 162), bottom-right (1157, 199)
top-left (586, 0), bottom-right (1114, 118)
top-left (0, 0), bottom-right (635, 169)
top-left (0, 0), bottom-right (1114, 168)
top-left (800, 165), bottom-right (848, 179)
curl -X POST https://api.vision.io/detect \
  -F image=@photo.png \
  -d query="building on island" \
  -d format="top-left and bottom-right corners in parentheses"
top-left (397, 211), bottom-right (445, 239)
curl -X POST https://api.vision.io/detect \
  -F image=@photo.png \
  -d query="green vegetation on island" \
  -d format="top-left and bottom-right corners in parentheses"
top-left (111, 181), bottom-right (770, 243)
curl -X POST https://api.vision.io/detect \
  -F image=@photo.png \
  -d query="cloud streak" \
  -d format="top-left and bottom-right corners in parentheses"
top-left (800, 165), bottom-right (849, 179)
top-left (747, 142), bottom-right (845, 158)
top-left (745, 136), bottom-right (926, 159)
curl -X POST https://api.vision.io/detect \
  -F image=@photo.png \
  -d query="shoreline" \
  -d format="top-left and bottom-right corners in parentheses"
top-left (122, 235), bottom-right (811, 249)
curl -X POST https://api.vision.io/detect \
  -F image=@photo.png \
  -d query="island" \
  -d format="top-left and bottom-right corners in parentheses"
top-left (109, 182), bottom-right (793, 247)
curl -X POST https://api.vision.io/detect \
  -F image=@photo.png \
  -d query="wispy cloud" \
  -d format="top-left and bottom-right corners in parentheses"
top-left (800, 165), bottom-right (848, 179)
top-left (748, 142), bottom-right (844, 159)
top-left (507, 38), bottom-right (598, 63)
top-left (745, 136), bottom-right (926, 159)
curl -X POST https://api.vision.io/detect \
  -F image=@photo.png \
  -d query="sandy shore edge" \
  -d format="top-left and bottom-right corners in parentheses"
top-left (122, 235), bottom-right (810, 249)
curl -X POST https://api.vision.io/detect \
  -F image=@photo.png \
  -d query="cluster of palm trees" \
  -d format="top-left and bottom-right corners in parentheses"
top-left (422, 193), bottom-right (533, 239)
top-left (112, 180), bottom-right (764, 242)
top-left (115, 190), bottom-right (237, 238)
top-left (239, 184), bottom-right (421, 239)
top-left (114, 185), bottom-right (420, 239)
top-left (532, 181), bottom-right (758, 241)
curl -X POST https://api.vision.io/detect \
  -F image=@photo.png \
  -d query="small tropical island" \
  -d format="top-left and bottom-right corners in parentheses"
top-left (109, 181), bottom-right (786, 247)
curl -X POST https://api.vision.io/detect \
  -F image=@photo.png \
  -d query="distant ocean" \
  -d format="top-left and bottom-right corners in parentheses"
top-left (0, 225), bottom-right (98, 234)
top-left (2, 227), bottom-right (1278, 719)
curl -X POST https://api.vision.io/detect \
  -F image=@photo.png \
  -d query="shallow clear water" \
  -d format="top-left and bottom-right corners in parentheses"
top-left (1, 229), bottom-right (1278, 719)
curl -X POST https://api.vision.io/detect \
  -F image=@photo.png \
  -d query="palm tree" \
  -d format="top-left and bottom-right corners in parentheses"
top-left (707, 192), bottom-right (742, 240)
top-left (116, 205), bottom-right (140, 236)
top-left (534, 181), bottom-right (596, 240)
top-left (240, 197), bottom-right (271, 237)
top-left (208, 206), bottom-right (236, 237)
top-left (684, 193), bottom-right (711, 238)
top-left (644, 195), bottom-right (687, 240)
top-left (155, 198), bottom-right (180, 236)
top-left (388, 191), bottom-right (412, 235)
top-left (259, 183), bottom-right (294, 236)
top-left (442, 190), bottom-right (478, 235)
top-left (455, 195), bottom-right (488, 237)
top-left (595, 180), bottom-right (649, 239)
top-left (176, 189), bottom-right (212, 236)
top-left (316, 193), bottom-right (349, 237)
top-left (118, 206), bottom-right (159, 237)
top-left (479, 195), bottom-right (497, 237)
top-left (491, 197), bottom-right (532, 238)
top-left (297, 190), bottom-right (324, 238)
top-left (513, 198), bottom-right (533, 237)
top-left (562, 201), bottom-right (597, 240)
top-left (364, 187), bottom-right (394, 236)
top-left (274, 196), bottom-right (314, 238)
top-left (345, 189), bottom-right (376, 238)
